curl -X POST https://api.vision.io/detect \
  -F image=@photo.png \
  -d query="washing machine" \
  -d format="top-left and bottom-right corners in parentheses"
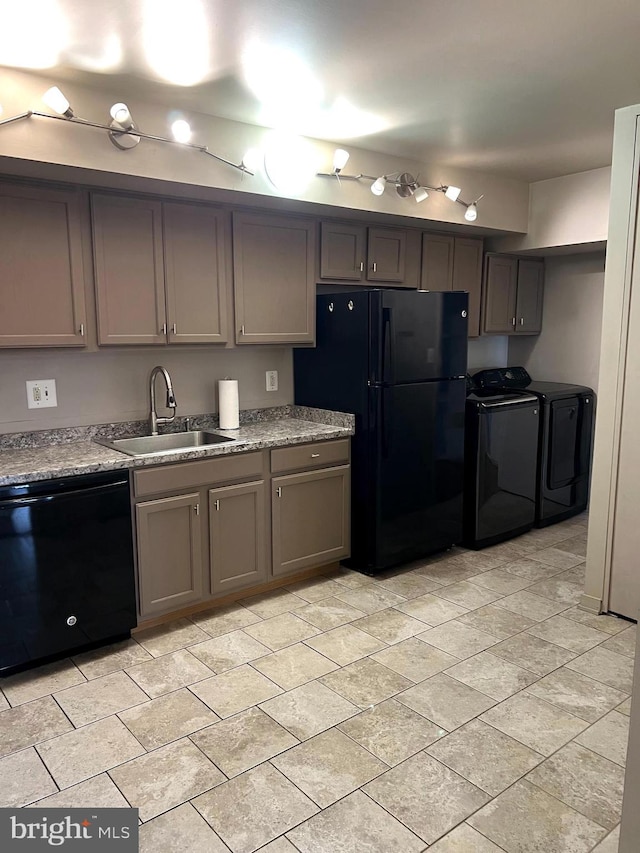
top-left (464, 385), bottom-right (540, 549)
top-left (472, 367), bottom-right (596, 526)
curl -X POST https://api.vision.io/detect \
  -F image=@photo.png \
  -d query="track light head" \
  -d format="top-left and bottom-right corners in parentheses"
top-left (110, 103), bottom-right (134, 130)
top-left (332, 148), bottom-right (350, 174)
top-left (444, 185), bottom-right (461, 202)
top-left (43, 87), bottom-right (74, 118)
top-left (414, 187), bottom-right (429, 203)
top-left (371, 176), bottom-right (386, 196)
top-left (171, 119), bottom-right (192, 143)
top-left (464, 203), bottom-right (478, 222)
top-left (108, 102), bottom-right (140, 150)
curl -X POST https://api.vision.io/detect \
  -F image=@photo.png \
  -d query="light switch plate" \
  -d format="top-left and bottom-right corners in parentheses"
top-left (266, 370), bottom-right (279, 392)
top-left (26, 379), bottom-right (57, 408)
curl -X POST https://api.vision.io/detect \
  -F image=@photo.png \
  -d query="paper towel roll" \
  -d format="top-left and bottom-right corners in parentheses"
top-left (218, 379), bottom-right (239, 429)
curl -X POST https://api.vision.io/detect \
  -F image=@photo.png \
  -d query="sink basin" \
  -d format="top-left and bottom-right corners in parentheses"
top-left (94, 430), bottom-right (236, 458)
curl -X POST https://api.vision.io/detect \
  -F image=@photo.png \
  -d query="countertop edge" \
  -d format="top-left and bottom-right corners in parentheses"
top-left (0, 417), bottom-right (354, 486)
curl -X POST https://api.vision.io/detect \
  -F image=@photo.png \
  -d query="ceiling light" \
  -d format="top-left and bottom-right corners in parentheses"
top-left (414, 187), bottom-right (429, 203)
top-left (371, 176), bottom-right (386, 196)
top-left (464, 202), bottom-right (478, 222)
top-left (444, 185), bottom-right (461, 202)
top-left (42, 86), bottom-right (74, 118)
top-left (332, 148), bottom-right (350, 173)
top-left (171, 119), bottom-right (191, 143)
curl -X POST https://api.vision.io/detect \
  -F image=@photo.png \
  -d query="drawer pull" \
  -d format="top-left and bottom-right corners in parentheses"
top-left (311, 453), bottom-right (320, 458)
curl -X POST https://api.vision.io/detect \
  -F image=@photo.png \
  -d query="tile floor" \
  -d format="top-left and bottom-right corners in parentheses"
top-left (0, 512), bottom-right (635, 852)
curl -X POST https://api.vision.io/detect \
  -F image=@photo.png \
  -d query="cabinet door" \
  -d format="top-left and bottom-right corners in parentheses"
top-left (209, 480), bottom-right (267, 595)
top-left (0, 183), bottom-right (87, 347)
top-left (92, 194), bottom-right (166, 345)
top-left (163, 202), bottom-right (229, 344)
top-left (233, 212), bottom-right (316, 344)
top-left (367, 227), bottom-right (406, 282)
top-left (420, 234), bottom-right (454, 292)
top-left (272, 466), bottom-right (350, 577)
top-left (515, 259), bottom-right (545, 334)
top-left (319, 222), bottom-right (366, 280)
top-left (136, 493), bottom-right (203, 617)
top-left (453, 237), bottom-right (484, 337)
top-left (482, 255), bottom-right (517, 334)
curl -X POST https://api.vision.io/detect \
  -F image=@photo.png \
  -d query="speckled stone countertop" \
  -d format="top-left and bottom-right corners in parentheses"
top-left (0, 407), bottom-right (355, 486)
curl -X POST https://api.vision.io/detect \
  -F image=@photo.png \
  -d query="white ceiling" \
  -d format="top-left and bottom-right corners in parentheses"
top-left (2, 0), bottom-right (639, 182)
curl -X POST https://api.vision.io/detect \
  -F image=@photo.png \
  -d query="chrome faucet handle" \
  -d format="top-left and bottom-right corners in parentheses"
top-left (184, 417), bottom-right (192, 432)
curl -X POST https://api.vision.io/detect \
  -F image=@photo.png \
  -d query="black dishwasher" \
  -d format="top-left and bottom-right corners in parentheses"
top-left (0, 470), bottom-right (137, 674)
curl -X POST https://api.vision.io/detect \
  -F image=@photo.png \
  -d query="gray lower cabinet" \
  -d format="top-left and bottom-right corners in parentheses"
top-left (271, 465), bottom-right (351, 577)
top-left (136, 492), bottom-right (203, 618)
top-left (483, 254), bottom-right (544, 335)
top-left (0, 182), bottom-right (87, 347)
top-left (209, 480), bottom-right (267, 595)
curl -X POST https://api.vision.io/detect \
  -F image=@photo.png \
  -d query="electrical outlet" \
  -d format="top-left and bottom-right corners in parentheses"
top-left (26, 379), bottom-right (57, 409)
top-left (266, 370), bottom-right (279, 392)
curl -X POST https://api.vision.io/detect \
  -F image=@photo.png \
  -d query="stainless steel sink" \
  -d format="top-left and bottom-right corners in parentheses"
top-left (94, 430), bottom-right (236, 458)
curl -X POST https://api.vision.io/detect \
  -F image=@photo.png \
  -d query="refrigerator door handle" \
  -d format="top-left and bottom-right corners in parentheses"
top-left (382, 387), bottom-right (393, 458)
top-left (382, 307), bottom-right (395, 385)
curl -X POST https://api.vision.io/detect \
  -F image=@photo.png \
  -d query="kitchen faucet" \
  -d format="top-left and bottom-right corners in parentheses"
top-left (149, 366), bottom-right (177, 435)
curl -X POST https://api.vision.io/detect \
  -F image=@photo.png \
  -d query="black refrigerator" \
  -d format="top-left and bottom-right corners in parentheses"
top-left (294, 289), bottom-right (468, 572)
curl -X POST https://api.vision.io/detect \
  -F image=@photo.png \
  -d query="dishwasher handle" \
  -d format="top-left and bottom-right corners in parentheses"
top-left (0, 479), bottom-right (129, 508)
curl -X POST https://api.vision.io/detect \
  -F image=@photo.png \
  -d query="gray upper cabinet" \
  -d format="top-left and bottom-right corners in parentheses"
top-left (319, 222), bottom-right (366, 280)
top-left (0, 182), bottom-right (87, 348)
top-left (420, 234), bottom-right (455, 292)
top-left (482, 254), bottom-right (544, 335)
top-left (452, 238), bottom-right (484, 338)
top-left (92, 194), bottom-right (167, 345)
top-left (421, 234), bottom-right (483, 337)
top-left (515, 259), bottom-right (544, 334)
top-left (367, 227), bottom-right (406, 282)
top-left (482, 255), bottom-right (518, 334)
top-left (92, 194), bottom-right (230, 346)
top-left (163, 202), bottom-right (229, 344)
top-left (233, 212), bottom-right (316, 345)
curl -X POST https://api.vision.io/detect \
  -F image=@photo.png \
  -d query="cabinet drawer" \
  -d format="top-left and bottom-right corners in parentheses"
top-left (270, 439), bottom-right (350, 474)
top-left (134, 451), bottom-right (264, 497)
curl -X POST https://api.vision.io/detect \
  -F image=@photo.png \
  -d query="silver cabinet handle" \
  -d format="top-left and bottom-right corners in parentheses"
top-left (359, 261), bottom-right (364, 272)
top-left (276, 487), bottom-right (282, 497)
top-left (511, 317), bottom-right (516, 327)
top-left (79, 323), bottom-right (84, 336)
top-left (171, 323), bottom-right (177, 334)
top-left (214, 499), bottom-right (220, 511)
top-left (372, 261), bottom-right (377, 272)
top-left (161, 323), bottom-right (167, 334)
top-left (239, 325), bottom-right (245, 335)
top-left (519, 318), bottom-right (524, 325)
top-left (194, 503), bottom-right (200, 515)
top-left (311, 453), bottom-right (320, 458)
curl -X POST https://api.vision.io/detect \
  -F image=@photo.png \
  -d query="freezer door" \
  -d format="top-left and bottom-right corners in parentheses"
top-left (368, 378), bottom-right (466, 569)
top-left (372, 290), bottom-right (468, 384)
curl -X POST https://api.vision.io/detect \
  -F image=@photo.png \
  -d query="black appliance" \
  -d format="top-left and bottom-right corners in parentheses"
top-left (294, 289), bottom-right (468, 572)
top-left (472, 366), bottom-right (596, 526)
top-left (464, 387), bottom-right (540, 548)
top-left (0, 470), bottom-right (137, 674)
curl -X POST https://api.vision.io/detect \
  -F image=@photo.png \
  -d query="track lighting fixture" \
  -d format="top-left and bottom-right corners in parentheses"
top-left (332, 148), bottom-right (350, 173)
top-left (371, 176), bottom-right (386, 196)
top-left (317, 153), bottom-right (484, 221)
top-left (42, 86), bottom-right (74, 118)
top-left (0, 87), bottom-right (252, 175)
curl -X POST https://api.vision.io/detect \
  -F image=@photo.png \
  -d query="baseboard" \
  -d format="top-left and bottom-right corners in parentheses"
top-left (578, 592), bottom-right (603, 615)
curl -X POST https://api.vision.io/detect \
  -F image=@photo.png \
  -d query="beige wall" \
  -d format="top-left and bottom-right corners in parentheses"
top-left (467, 336), bottom-right (509, 371)
top-left (0, 69), bottom-right (529, 234)
top-left (508, 253), bottom-right (605, 392)
top-left (0, 346), bottom-right (293, 434)
top-left (489, 167), bottom-right (610, 254)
